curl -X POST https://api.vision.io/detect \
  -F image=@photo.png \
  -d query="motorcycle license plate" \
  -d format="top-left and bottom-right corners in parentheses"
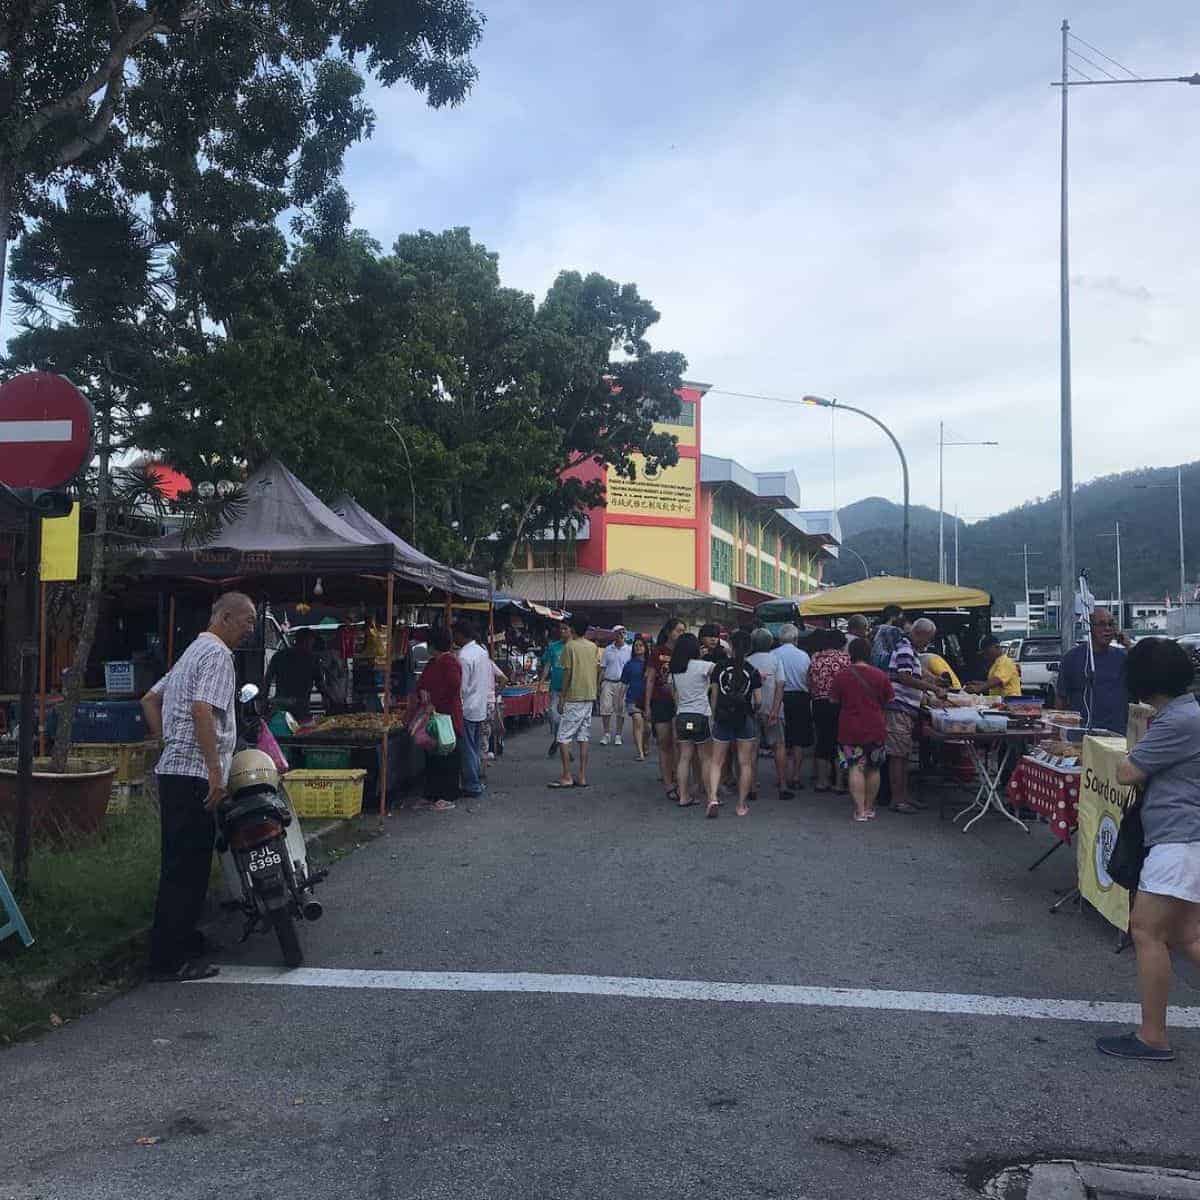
top-left (247, 846), bottom-right (283, 873)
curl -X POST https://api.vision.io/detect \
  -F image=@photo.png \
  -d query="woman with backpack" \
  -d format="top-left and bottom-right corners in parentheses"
top-left (669, 632), bottom-right (716, 812)
top-left (646, 617), bottom-right (686, 802)
top-left (709, 629), bottom-right (763, 818)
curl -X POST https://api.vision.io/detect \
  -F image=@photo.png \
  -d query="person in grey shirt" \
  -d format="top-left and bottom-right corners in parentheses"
top-left (1098, 638), bottom-right (1200, 1062)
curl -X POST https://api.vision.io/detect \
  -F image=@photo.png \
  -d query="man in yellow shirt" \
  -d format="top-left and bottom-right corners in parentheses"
top-left (550, 614), bottom-right (599, 788)
top-left (967, 636), bottom-right (1022, 698)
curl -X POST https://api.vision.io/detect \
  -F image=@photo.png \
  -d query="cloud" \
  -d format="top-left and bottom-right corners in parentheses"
top-left (340, 0), bottom-right (1200, 524)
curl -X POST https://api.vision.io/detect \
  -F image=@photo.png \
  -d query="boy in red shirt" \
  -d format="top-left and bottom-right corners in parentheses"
top-left (830, 637), bottom-right (894, 822)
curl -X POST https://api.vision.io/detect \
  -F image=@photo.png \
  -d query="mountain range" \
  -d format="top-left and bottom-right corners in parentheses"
top-left (828, 462), bottom-right (1200, 612)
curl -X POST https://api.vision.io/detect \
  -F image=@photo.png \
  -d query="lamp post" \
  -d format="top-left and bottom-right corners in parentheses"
top-left (841, 544), bottom-right (870, 580)
top-left (802, 395), bottom-right (910, 578)
top-left (1052, 20), bottom-right (1198, 653)
top-left (1135, 467), bottom-right (1186, 605)
top-left (938, 422), bottom-right (997, 583)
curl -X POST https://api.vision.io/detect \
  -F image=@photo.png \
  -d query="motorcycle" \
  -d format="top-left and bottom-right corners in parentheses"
top-left (215, 684), bottom-right (326, 967)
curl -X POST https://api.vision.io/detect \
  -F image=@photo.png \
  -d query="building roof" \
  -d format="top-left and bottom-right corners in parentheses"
top-left (699, 454), bottom-right (801, 509)
top-left (508, 568), bottom-right (746, 609)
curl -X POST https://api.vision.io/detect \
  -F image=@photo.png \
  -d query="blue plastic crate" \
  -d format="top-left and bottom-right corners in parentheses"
top-left (47, 700), bottom-right (146, 744)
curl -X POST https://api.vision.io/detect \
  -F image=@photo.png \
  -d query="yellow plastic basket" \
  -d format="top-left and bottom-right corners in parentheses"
top-left (73, 741), bottom-right (151, 784)
top-left (283, 768), bottom-right (367, 820)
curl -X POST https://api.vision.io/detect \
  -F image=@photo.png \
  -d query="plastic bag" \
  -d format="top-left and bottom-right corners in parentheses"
top-left (256, 723), bottom-right (290, 772)
top-left (408, 701), bottom-right (436, 752)
top-left (428, 712), bottom-right (457, 755)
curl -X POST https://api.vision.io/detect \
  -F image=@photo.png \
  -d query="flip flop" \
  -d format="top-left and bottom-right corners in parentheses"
top-left (547, 781), bottom-right (575, 789)
top-left (677, 799), bottom-right (699, 808)
top-left (575, 782), bottom-right (589, 788)
top-left (705, 800), bottom-right (720, 819)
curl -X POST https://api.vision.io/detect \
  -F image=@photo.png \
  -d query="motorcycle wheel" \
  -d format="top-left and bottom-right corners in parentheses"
top-left (269, 906), bottom-right (304, 968)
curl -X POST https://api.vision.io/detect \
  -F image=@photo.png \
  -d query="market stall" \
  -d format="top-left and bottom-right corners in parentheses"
top-left (131, 460), bottom-right (491, 817)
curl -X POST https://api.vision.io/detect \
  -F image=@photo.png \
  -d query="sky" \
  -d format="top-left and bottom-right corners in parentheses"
top-left (342, 0), bottom-right (1200, 524)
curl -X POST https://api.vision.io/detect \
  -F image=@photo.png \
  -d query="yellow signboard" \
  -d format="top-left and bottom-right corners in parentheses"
top-left (40, 503), bottom-right (80, 582)
top-left (606, 525), bottom-right (696, 589)
top-left (606, 456), bottom-right (695, 518)
top-left (1077, 735), bottom-right (1137, 931)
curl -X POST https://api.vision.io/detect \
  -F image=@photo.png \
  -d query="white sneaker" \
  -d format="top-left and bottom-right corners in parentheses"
top-left (601, 733), bottom-right (611, 746)
top-left (615, 735), bottom-right (623, 746)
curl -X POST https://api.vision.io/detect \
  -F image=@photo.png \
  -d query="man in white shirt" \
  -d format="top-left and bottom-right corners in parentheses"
top-left (454, 619), bottom-right (492, 798)
top-left (598, 626), bottom-right (632, 746)
top-left (772, 623), bottom-right (813, 790)
top-left (748, 627), bottom-right (792, 801)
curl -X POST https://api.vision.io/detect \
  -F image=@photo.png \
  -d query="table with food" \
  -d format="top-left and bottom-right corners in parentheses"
top-left (922, 695), bottom-right (1056, 833)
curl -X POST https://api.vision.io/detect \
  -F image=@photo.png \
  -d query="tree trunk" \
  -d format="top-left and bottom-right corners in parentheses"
top-left (50, 404), bottom-right (110, 772)
top-left (0, 169), bottom-right (12, 333)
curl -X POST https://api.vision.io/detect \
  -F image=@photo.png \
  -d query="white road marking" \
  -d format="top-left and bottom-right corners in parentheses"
top-left (193, 966), bottom-right (1200, 1027)
top-left (0, 419), bottom-right (73, 443)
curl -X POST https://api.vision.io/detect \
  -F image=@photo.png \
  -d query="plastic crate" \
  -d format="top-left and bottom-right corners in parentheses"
top-left (72, 741), bottom-right (151, 784)
top-left (48, 700), bottom-right (146, 743)
top-left (302, 747), bottom-right (351, 770)
top-left (283, 769), bottom-right (366, 819)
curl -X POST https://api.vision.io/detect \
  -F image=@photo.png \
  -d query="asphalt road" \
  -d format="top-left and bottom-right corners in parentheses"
top-left (3, 725), bottom-right (1199, 1200)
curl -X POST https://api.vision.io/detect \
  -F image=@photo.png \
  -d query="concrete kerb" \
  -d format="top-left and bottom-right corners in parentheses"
top-left (987, 1161), bottom-right (1200, 1200)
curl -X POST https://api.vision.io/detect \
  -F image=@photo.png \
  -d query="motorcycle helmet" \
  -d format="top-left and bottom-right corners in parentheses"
top-left (228, 748), bottom-right (279, 800)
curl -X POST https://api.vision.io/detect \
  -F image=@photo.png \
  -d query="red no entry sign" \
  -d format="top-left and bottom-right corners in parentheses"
top-left (0, 372), bottom-right (93, 489)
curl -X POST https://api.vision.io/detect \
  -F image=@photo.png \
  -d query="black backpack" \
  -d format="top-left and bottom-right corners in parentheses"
top-left (715, 662), bottom-right (754, 723)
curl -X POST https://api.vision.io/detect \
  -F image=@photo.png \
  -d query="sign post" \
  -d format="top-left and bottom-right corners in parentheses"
top-left (1077, 735), bottom-right (1137, 931)
top-left (0, 373), bottom-right (93, 895)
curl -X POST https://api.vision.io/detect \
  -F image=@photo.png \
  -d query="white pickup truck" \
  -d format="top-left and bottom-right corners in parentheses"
top-left (1014, 636), bottom-right (1063, 702)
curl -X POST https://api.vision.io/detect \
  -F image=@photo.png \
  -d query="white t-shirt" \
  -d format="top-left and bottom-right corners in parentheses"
top-left (458, 640), bottom-right (492, 723)
top-left (671, 659), bottom-right (715, 716)
top-left (601, 642), bottom-right (632, 682)
top-left (747, 651), bottom-right (778, 714)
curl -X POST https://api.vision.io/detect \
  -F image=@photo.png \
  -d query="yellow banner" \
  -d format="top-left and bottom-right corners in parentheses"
top-left (1077, 735), bottom-right (1137, 931)
top-left (40, 503), bottom-right (80, 582)
top-left (606, 456), bottom-right (695, 518)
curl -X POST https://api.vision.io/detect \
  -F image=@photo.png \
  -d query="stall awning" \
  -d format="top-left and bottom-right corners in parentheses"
top-left (799, 576), bottom-right (991, 617)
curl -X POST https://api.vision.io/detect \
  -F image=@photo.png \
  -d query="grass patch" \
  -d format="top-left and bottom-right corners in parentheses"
top-left (0, 799), bottom-right (161, 1045)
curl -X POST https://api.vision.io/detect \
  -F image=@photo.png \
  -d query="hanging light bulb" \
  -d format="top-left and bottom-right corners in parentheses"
top-left (197, 481), bottom-right (216, 499)
top-left (216, 479), bottom-right (235, 497)
top-left (313, 576), bottom-right (324, 598)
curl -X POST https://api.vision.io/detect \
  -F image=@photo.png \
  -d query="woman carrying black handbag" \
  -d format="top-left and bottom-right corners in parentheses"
top-left (1096, 638), bottom-right (1200, 1063)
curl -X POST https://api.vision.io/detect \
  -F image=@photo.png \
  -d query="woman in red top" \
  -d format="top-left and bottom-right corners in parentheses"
top-left (644, 617), bottom-right (686, 802)
top-left (417, 628), bottom-right (462, 811)
top-left (829, 636), bottom-right (894, 822)
top-left (808, 629), bottom-right (852, 794)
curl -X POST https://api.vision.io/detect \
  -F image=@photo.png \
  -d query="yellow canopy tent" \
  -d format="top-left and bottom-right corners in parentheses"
top-left (799, 576), bottom-right (991, 617)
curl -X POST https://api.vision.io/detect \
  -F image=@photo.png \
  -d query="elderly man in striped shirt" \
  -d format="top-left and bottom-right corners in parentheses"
top-left (141, 592), bottom-right (257, 981)
top-left (886, 617), bottom-right (946, 814)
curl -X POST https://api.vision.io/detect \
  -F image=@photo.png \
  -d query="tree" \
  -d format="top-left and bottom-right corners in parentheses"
top-left (0, 0), bottom-right (485, 322)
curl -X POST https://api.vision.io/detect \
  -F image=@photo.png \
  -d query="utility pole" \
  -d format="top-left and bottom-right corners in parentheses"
top-left (938, 423), bottom-right (997, 584)
top-left (1097, 523), bottom-right (1123, 628)
top-left (954, 506), bottom-right (960, 586)
top-left (1010, 545), bottom-right (1044, 637)
top-left (1051, 21), bottom-right (1199, 650)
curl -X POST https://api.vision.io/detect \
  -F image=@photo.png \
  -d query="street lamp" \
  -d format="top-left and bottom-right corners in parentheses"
top-left (802, 395), bottom-right (911, 578)
top-left (841, 544), bottom-right (870, 580)
top-left (1135, 467), bottom-right (1186, 605)
top-left (1052, 20), bottom-right (1199, 653)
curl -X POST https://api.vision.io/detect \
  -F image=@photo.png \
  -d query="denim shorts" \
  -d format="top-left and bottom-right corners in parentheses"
top-left (712, 713), bottom-right (758, 743)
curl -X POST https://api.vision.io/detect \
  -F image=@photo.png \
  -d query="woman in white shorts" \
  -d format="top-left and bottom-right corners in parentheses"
top-left (1098, 638), bottom-right (1200, 1062)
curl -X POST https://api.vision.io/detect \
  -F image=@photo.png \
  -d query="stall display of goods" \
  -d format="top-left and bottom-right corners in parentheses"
top-left (304, 713), bottom-right (408, 736)
top-left (1001, 697), bottom-right (1044, 720)
top-left (930, 709), bottom-right (980, 735)
top-left (1042, 710), bottom-right (1081, 726)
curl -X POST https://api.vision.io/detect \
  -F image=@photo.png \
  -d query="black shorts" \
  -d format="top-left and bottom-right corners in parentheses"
top-left (650, 697), bottom-right (676, 726)
top-left (812, 698), bottom-right (840, 760)
top-left (674, 713), bottom-right (711, 743)
top-left (782, 691), bottom-right (814, 749)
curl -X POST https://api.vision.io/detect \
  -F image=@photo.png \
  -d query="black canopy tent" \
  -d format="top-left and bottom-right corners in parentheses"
top-left (131, 459), bottom-right (491, 816)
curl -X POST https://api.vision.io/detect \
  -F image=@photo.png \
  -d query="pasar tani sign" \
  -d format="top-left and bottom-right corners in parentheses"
top-left (0, 372), bottom-right (94, 489)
